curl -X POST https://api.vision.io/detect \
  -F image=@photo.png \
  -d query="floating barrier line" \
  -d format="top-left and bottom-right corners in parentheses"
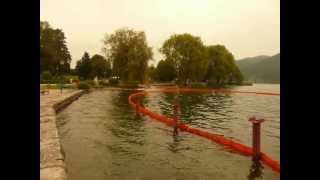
top-left (146, 87), bottom-right (280, 96)
top-left (128, 88), bottom-right (280, 173)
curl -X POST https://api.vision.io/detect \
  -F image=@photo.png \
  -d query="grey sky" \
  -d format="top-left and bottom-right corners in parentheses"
top-left (40, 0), bottom-right (280, 68)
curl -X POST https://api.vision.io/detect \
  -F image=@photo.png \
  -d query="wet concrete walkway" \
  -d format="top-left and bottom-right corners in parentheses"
top-left (40, 90), bottom-right (86, 180)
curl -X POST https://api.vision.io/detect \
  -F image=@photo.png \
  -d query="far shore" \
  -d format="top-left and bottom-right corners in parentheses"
top-left (40, 82), bottom-right (280, 91)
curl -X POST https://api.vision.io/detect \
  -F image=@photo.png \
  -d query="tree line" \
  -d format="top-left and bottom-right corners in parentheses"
top-left (151, 34), bottom-right (243, 86)
top-left (75, 52), bottom-right (111, 80)
top-left (100, 29), bottom-right (243, 86)
top-left (40, 21), bottom-right (243, 86)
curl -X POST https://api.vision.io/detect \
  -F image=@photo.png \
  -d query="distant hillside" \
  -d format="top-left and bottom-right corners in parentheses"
top-left (236, 53), bottom-right (280, 83)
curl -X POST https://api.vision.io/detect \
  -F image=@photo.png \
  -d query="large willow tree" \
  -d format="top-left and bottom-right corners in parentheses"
top-left (102, 28), bottom-right (153, 83)
top-left (160, 33), bottom-right (208, 85)
top-left (160, 33), bottom-right (243, 86)
top-left (205, 45), bottom-right (243, 85)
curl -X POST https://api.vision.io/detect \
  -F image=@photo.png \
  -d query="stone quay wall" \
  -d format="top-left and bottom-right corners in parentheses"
top-left (40, 90), bottom-right (87, 180)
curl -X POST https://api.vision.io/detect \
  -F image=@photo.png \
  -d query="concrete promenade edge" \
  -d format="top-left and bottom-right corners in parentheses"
top-left (40, 90), bottom-right (87, 180)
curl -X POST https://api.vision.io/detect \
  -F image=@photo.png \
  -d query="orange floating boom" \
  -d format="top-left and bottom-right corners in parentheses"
top-left (128, 88), bottom-right (280, 173)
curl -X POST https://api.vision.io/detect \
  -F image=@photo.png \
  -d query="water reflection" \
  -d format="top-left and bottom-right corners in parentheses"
top-left (173, 125), bottom-right (178, 136)
top-left (156, 92), bottom-right (234, 134)
top-left (158, 93), bottom-right (211, 123)
top-left (247, 160), bottom-right (264, 180)
top-left (167, 126), bottom-right (192, 154)
top-left (168, 129), bottom-right (181, 153)
top-left (108, 90), bottom-right (146, 145)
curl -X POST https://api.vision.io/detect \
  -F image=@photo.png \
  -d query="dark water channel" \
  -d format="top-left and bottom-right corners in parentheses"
top-left (57, 84), bottom-right (280, 180)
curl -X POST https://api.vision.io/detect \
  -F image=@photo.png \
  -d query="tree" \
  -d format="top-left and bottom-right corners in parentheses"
top-left (147, 65), bottom-right (158, 82)
top-left (90, 54), bottom-right (111, 79)
top-left (205, 45), bottom-right (243, 85)
top-left (40, 21), bottom-right (71, 75)
top-left (155, 60), bottom-right (176, 82)
top-left (75, 52), bottom-right (92, 80)
top-left (160, 33), bottom-right (208, 85)
top-left (40, 71), bottom-right (52, 81)
top-left (231, 66), bottom-right (244, 83)
top-left (102, 28), bottom-right (153, 83)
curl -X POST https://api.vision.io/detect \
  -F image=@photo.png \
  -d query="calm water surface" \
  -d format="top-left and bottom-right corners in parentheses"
top-left (57, 83), bottom-right (280, 180)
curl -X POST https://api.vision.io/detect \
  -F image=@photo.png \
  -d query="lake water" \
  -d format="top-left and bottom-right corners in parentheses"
top-left (57, 83), bottom-right (280, 180)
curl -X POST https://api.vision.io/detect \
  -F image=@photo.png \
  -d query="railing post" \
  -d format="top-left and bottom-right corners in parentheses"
top-left (249, 117), bottom-right (265, 161)
top-left (136, 100), bottom-right (140, 117)
top-left (173, 102), bottom-right (179, 134)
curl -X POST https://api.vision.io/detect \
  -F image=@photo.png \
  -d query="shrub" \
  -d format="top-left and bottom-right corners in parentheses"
top-left (109, 78), bottom-right (119, 85)
top-left (77, 82), bottom-right (91, 90)
top-left (48, 75), bottom-right (70, 84)
top-left (40, 71), bottom-right (53, 84)
top-left (41, 80), bottom-right (52, 84)
top-left (83, 80), bottom-right (95, 86)
top-left (117, 81), bottom-right (139, 88)
top-left (41, 71), bottom-right (52, 80)
top-left (62, 75), bottom-right (79, 84)
top-left (61, 84), bottom-right (77, 89)
top-left (99, 80), bottom-right (109, 86)
top-left (207, 79), bottom-right (223, 88)
top-left (190, 82), bottom-right (207, 89)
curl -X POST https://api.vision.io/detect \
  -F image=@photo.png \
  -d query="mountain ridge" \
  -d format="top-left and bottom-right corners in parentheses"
top-left (236, 53), bottom-right (280, 83)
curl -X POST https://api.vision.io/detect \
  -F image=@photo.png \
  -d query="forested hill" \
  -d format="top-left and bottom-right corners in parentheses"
top-left (236, 53), bottom-right (280, 83)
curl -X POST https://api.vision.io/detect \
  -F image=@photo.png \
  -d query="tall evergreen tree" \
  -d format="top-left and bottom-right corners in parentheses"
top-left (75, 52), bottom-right (92, 80)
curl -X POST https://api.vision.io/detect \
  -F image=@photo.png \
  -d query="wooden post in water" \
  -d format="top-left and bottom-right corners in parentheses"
top-left (173, 102), bottom-right (179, 134)
top-left (136, 100), bottom-right (140, 117)
top-left (249, 117), bottom-right (265, 161)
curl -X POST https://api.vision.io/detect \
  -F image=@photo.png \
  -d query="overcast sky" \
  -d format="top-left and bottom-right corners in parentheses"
top-left (40, 0), bottom-right (280, 68)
